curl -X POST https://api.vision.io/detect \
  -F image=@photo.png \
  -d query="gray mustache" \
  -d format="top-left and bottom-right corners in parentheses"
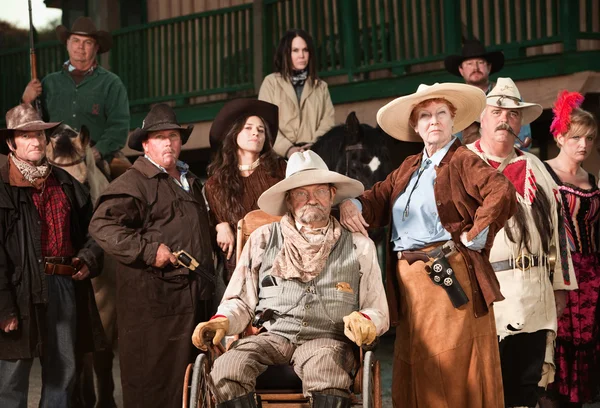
top-left (302, 204), bottom-right (327, 211)
top-left (495, 122), bottom-right (518, 137)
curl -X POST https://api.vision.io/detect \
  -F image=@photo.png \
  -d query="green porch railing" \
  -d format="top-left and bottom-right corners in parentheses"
top-left (0, 0), bottom-right (598, 120)
top-left (110, 4), bottom-right (254, 108)
top-left (0, 41), bottom-right (65, 114)
top-left (263, 0), bottom-right (599, 80)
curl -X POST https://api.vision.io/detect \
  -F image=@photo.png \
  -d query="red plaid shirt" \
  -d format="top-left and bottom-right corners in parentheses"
top-left (31, 174), bottom-right (74, 257)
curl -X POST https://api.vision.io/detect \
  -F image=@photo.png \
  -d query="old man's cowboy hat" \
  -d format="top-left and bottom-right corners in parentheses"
top-left (258, 150), bottom-right (364, 216)
top-left (377, 83), bottom-right (486, 142)
top-left (0, 104), bottom-right (61, 155)
top-left (444, 39), bottom-right (505, 77)
top-left (209, 99), bottom-right (279, 149)
top-left (486, 78), bottom-right (543, 125)
top-left (56, 17), bottom-right (112, 54)
top-left (128, 104), bottom-right (193, 152)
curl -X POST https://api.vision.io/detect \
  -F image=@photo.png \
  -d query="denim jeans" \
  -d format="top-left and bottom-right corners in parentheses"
top-left (0, 275), bottom-right (77, 408)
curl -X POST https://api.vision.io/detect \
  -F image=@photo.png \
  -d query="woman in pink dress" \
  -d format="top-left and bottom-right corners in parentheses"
top-left (543, 91), bottom-right (600, 407)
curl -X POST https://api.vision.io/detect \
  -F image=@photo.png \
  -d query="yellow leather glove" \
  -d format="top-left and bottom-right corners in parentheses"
top-left (191, 317), bottom-right (229, 351)
top-left (343, 311), bottom-right (376, 347)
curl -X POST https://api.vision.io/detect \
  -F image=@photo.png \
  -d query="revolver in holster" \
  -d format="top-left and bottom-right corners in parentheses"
top-left (403, 241), bottom-right (469, 308)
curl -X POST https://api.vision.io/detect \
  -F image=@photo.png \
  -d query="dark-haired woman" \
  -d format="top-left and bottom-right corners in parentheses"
top-left (258, 29), bottom-right (335, 158)
top-left (205, 99), bottom-right (286, 279)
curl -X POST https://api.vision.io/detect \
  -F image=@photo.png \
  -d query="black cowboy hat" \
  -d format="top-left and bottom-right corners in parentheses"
top-left (128, 104), bottom-right (193, 152)
top-left (56, 16), bottom-right (113, 54)
top-left (444, 39), bottom-right (505, 77)
top-left (209, 99), bottom-right (279, 149)
top-left (0, 104), bottom-right (61, 155)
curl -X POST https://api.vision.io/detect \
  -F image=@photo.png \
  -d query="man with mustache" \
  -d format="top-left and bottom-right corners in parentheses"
top-left (191, 151), bottom-right (389, 408)
top-left (88, 104), bottom-right (216, 408)
top-left (467, 78), bottom-right (577, 408)
top-left (0, 104), bottom-right (105, 407)
top-left (445, 39), bottom-right (532, 148)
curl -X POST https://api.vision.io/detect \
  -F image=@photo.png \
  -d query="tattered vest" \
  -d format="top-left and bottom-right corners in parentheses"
top-left (256, 223), bottom-right (360, 344)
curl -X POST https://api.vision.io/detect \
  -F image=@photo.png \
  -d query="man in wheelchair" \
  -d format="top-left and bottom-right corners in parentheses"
top-left (192, 151), bottom-right (389, 408)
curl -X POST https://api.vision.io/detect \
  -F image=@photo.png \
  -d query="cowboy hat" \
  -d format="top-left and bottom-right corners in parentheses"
top-left (209, 99), bottom-right (279, 149)
top-left (128, 104), bottom-right (193, 152)
top-left (377, 83), bottom-right (486, 142)
top-left (444, 39), bottom-right (504, 77)
top-left (485, 78), bottom-right (543, 125)
top-left (56, 16), bottom-right (112, 54)
top-left (258, 150), bottom-right (364, 216)
top-left (0, 104), bottom-right (61, 155)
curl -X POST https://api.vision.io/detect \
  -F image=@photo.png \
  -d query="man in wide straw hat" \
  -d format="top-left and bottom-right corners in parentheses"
top-left (0, 103), bottom-right (106, 406)
top-left (22, 16), bottom-right (130, 177)
top-left (467, 77), bottom-right (577, 408)
top-left (192, 150), bottom-right (389, 408)
top-left (88, 104), bottom-right (215, 408)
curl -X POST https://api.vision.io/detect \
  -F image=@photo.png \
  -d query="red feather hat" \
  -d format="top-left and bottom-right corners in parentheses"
top-left (550, 90), bottom-right (584, 138)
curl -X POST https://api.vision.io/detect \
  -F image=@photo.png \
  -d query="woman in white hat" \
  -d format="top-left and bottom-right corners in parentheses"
top-left (340, 83), bottom-right (518, 407)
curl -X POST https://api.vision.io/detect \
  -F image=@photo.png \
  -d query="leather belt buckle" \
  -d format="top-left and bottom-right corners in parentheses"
top-left (515, 254), bottom-right (532, 271)
top-left (45, 262), bottom-right (57, 275)
top-left (44, 262), bottom-right (76, 276)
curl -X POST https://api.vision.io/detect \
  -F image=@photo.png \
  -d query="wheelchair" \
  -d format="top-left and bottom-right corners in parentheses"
top-left (182, 342), bottom-right (382, 408)
top-left (182, 210), bottom-right (382, 407)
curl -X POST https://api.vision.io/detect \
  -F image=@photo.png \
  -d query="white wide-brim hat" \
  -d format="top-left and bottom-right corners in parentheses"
top-left (486, 77), bottom-right (543, 125)
top-left (258, 150), bottom-right (364, 216)
top-left (377, 83), bottom-right (487, 142)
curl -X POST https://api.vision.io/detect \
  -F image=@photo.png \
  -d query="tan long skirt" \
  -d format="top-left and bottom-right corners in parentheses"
top-left (392, 247), bottom-right (504, 408)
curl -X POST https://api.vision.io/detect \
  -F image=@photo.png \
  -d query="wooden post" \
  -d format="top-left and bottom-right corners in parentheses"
top-left (561, 0), bottom-right (579, 53)
top-left (442, 0), bottom-right (462, 55)
top-left (338, 0), bottom-right (359, 81)
top-left (253, 0), bottom-right (264, 94)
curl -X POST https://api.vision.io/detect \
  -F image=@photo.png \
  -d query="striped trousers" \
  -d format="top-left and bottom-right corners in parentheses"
top-left (210, 332), bottom-right (355, 403)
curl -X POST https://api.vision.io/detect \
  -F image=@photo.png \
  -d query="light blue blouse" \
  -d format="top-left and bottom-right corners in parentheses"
top-left (351, 137), bottom-right (488, 251)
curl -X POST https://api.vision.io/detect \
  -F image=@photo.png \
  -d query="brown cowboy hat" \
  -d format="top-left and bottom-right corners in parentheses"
top-left (209, 99), bottom-right (279, 149)
top-left (128, 104), bottom-right (193, 152)
top-left (56, 17), bottom-right (113, 54)
top-left (444, 39), bottom-right (504, 77)
top-left (0, 104), bottom-right (61, 155)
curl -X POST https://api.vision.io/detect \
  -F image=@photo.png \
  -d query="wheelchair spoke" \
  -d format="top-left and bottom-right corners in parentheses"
top-left (190, 354), bottom-right (215, 408)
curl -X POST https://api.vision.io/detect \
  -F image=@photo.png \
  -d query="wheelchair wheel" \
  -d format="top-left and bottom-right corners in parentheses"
top-left (361, 351), bottom-right (381, 408)
top-left (189, 353), bottom-right (214, 408)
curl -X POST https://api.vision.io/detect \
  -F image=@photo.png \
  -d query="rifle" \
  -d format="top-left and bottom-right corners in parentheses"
top-left (28, 0), bottom-right (43, 115)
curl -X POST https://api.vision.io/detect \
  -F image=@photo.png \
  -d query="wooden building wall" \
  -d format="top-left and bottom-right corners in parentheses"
top-left (146, 0), bottom-right (253, 22)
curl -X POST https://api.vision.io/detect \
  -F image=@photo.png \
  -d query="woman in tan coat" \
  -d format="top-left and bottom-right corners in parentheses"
top-left (258, 29), bottom-right (335, 158)
top-left (340, 83), bottom-right (518, 407)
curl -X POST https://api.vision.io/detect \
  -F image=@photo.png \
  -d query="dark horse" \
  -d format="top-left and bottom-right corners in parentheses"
top-left (312, 112), bottom-right (424, 252)
top-left (312, 111), bottom-right (423, 189)
top-left (312, 112), bottom-right (393, 190)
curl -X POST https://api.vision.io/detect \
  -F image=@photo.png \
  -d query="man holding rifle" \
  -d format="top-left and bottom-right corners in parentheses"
top-left (88, 104), bottom-right (216, 408)
top-left (22, 16), bottom-right (129, 176)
